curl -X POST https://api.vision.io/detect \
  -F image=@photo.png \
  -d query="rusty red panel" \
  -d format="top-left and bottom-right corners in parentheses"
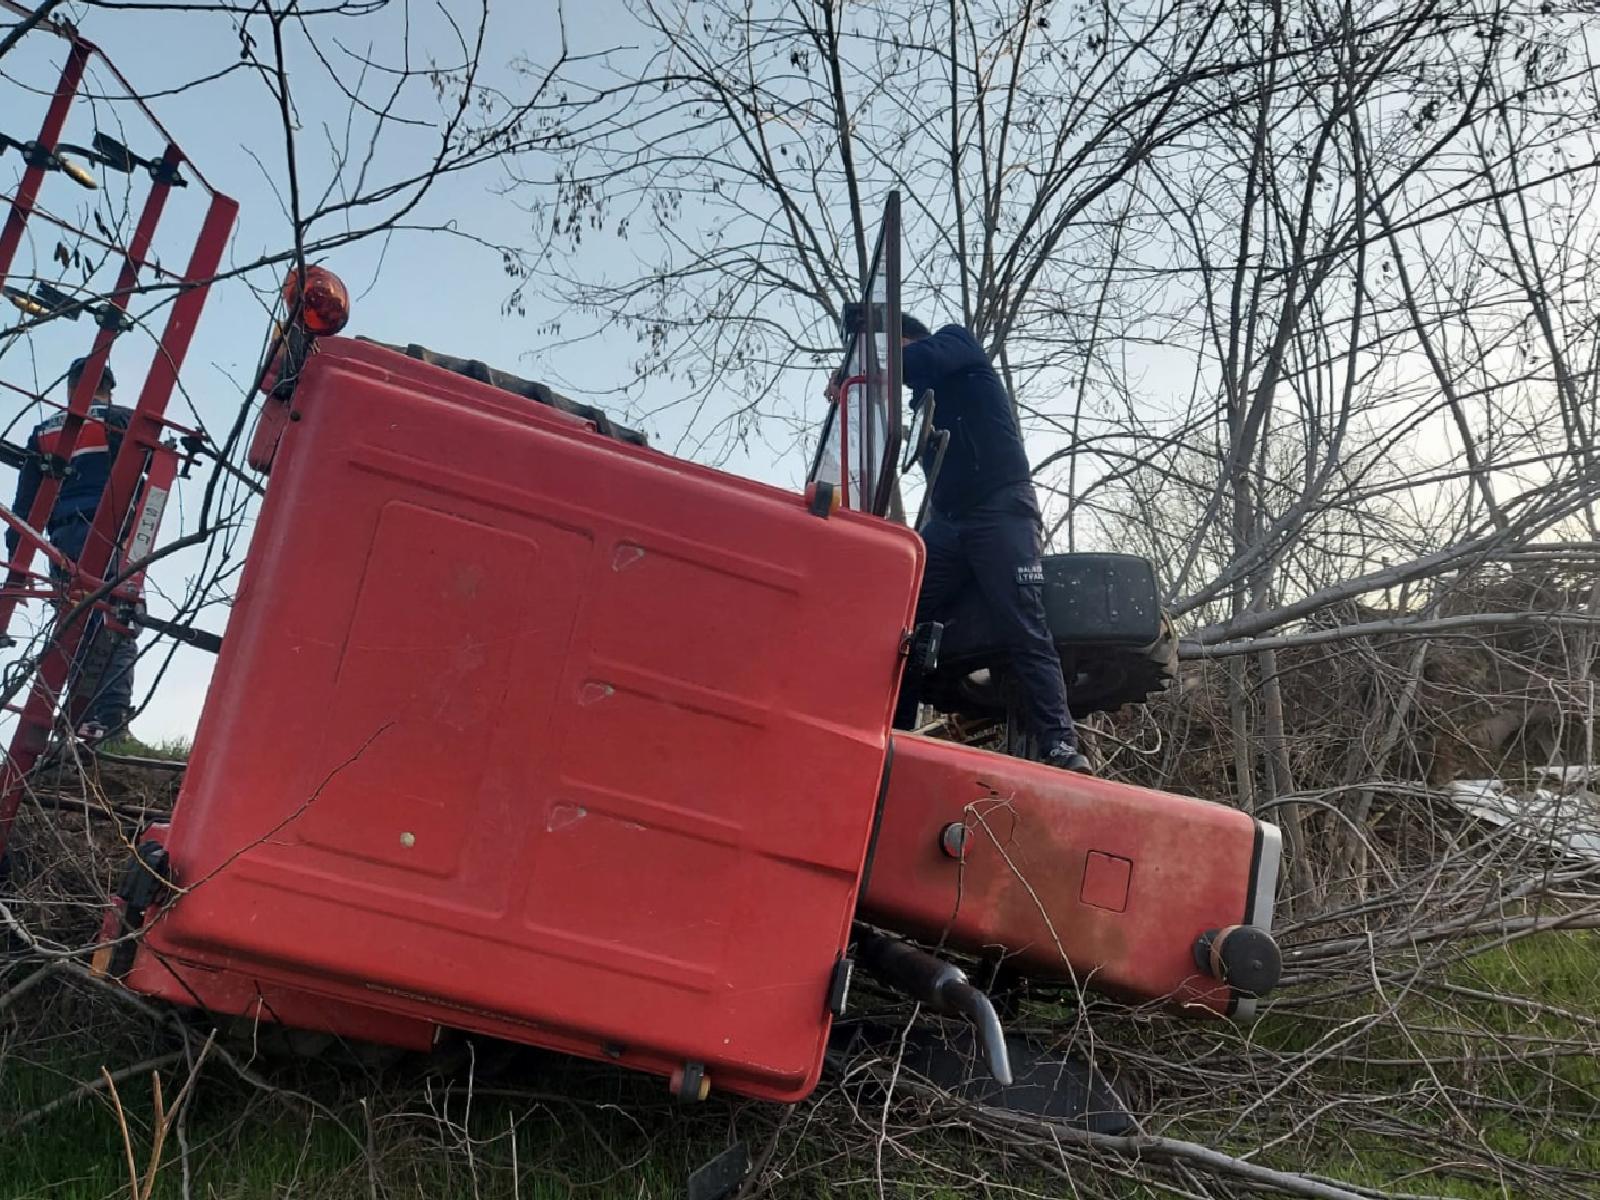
top-left (859, 735), bottom-right (1280, 1018)
top-left (143, 337), bottom-right (924, 1103)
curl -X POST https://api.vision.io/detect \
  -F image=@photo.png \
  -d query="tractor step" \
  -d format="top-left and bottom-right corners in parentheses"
top-left (827, 1019), bottom-right (1132, 1129)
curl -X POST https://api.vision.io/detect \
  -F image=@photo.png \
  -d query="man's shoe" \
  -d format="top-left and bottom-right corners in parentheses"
top-left (75, 720), bottom-right (110, 747)
top-left (77, 707), bottom-right (131, 748)
top-left (1043, 743), bottom-right (1093, 775)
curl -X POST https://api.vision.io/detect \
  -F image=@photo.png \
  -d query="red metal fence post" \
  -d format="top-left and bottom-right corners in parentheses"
top-left (0, 143), bottom-right (184, 636)
top-left (0, 18), bottom-right (239, 858)
top-left (0, 39), bottom-right (87, 282)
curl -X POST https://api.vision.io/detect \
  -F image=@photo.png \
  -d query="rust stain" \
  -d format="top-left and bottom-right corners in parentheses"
top-left (959, 777), bottom-right (1131, 982)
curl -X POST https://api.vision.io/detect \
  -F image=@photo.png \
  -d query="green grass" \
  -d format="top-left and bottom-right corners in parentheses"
top-left (2, 932), bottom-right (1596, 1199)
top-left (100, 733), bottom-right (191, 761)
top-left (1, 1056), bottom-right (713, 1200)
top-left (1238, 931), bottom-right (1600, 1198)
top-left (0, 1046), bottom-right (937, 1200)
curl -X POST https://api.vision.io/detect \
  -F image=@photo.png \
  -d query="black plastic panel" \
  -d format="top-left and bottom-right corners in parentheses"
top-left (1039, 553), bottom-right (1162, 646)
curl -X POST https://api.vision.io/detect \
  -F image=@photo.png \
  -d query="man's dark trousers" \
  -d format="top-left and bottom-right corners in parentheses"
top-left (48, 513), bottom-right (136, 729)
top-left (898, 481), bottom-right (1076, 751)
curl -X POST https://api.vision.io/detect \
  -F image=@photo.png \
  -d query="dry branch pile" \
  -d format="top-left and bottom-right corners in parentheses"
top-left (1124, 564), bottom-right (1599, 796)
top-left (2, 565), bottom-right (1596, 1200)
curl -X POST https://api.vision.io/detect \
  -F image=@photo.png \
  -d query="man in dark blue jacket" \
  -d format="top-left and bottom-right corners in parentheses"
top-left (7, 358), bottom-right (139, 741)
top-left (893, 319), bottom-right (1087, 773)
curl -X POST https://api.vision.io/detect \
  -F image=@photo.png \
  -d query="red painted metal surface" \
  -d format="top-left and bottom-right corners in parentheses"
top-left (0, 189), bottom-right (236, 845)
top-left (1, 138), bottom-right (189, 628)
top-left (0, 34), bottom-right (87, 283)
top-left (125, 946), bottom-right (437, 1052)
top-left (140, 337), bottom-right (924, 1102)
top-left (91, 827), bottom-right (435, 1049)
top-left (0, 13), bottom-right (240, 858)
top-left (66, 185), bottom-right (237, 622)
top-left (859, 734), bottom-right (1278, 1017)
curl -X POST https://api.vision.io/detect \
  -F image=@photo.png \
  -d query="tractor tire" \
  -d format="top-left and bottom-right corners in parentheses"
top-left (1062, 612), bottom-right (1178, 717)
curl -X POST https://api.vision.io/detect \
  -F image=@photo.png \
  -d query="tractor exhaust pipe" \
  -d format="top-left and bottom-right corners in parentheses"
top-left (855, 931), bottom-right (1013, 1086)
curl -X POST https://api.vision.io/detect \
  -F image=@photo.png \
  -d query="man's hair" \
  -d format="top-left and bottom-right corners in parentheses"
top-left (900, 314), bottom-right (932, 341)
top-left (66, 357), bottom-right (116, 393)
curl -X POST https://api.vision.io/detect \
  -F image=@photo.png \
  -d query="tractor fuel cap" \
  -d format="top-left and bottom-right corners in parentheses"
top-left (1193, 925), bottom-right (1282, 997)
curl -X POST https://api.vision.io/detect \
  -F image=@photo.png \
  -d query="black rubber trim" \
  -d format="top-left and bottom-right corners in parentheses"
top-left (1225, 820), bottom-right (1268, 1018)
top-left (856, 737), bottom-right (897, 897)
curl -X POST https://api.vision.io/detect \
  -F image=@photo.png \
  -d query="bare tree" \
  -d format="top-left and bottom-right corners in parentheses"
top-left (459, 1), bottom-right (1600, 917)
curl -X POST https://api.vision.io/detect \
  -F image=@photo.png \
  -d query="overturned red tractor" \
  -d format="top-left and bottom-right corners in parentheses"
top-left (1, 52), bottom-right (1279, 1111)
top-left (95, 204), bottom-right (1280, 1106)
